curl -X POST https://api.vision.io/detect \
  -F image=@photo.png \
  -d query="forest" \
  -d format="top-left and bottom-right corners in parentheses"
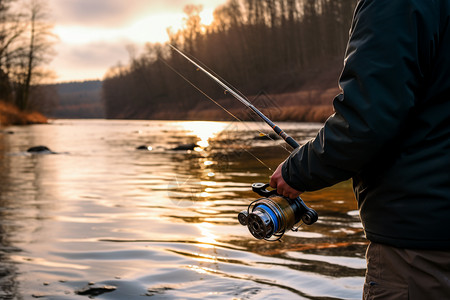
top-left (103, 0), bottom-right (356, 122)
top-left (48, 80), bottom-right (104, 119)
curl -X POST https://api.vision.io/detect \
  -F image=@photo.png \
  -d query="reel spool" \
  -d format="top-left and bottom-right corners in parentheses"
top-left (238, 183), bottom-right (318, 241)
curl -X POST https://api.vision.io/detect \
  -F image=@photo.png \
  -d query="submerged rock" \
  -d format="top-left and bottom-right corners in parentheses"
top-left (171, 143), bottom-right (198, 151)
top-left (75, 284), bottom-right (117, 296)
top-left (31, 293), bottom-right (48, 298)
top-left (145, 286), bottom-right (174, 296)
top-left (26, 146), bottom-right (53, 153)
top-left (0, 130), bottom-right (14, 134)
top-left (136, 145), bottom-right (152, 150)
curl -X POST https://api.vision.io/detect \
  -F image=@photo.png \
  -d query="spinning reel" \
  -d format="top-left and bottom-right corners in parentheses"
top-left (238, 183), bottom-right (318, 241)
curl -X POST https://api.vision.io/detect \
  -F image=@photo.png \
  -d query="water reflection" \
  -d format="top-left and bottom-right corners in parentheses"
top-left (1, 128), bottom-right (60, 299)
top-left (177, 121), bottom-right (228, 148)
top-left (196, 222), bottom-right (219, 245)
top-left (0, 120), bottom-right (365, 299)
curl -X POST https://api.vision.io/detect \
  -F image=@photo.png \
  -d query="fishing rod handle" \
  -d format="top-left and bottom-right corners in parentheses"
top-left (249, 106), bottom-right (300, 149)
top-left (272, 125), bottom-right (300, 149)
top-left (285, 136), bottom-right (300, 149)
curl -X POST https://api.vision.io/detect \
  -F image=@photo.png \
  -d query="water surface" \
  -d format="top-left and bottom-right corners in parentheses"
top-left (0, 120), bottom-right (366, 299)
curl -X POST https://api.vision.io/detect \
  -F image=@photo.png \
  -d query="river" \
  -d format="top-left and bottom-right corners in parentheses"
top-left (0, 119), bottom-right (366, 299)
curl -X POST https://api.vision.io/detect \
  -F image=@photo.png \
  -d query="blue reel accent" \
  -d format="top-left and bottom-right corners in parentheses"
top-left (258, 204), bottom-right (279, 233)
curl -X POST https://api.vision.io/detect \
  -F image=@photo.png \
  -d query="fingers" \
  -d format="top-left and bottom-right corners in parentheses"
top-left (277, 182), bottom-right (301, 199)
top-left (269, 162), bottom-right (301, 199)
top-left (269, 163), bottom-right (283, 189)
top-left (269, 171), bottom-right (279, 189)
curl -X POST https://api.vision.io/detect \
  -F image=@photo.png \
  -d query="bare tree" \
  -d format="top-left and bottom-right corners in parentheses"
top-left (181, 4), bottom-right (204, 55)
top-left (0, 0), bottom-right (23, 101)
top-left (12, 0), bottom-right (55, 111)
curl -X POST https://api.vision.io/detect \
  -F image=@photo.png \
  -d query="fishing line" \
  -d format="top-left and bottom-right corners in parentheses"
top-left (162, 56), bottom-right (286, 148)
top-left (169, 45), bottom-right (253, 109)
top-left (178, 53), bottom-right (291, 154)
top-left (159, 58), bottom-right (244, 124)
top-left (160, 57), bottom-right (274, 171)
top-left (168, 46), bottom-right (295, 153)
top-left (168, 45), bottom-right (299, 151)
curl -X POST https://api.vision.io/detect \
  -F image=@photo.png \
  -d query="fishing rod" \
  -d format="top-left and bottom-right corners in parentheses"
top-left (169, 44), bottom-right (299, 150)
top-left (168, 44), bottom-right (318, 241)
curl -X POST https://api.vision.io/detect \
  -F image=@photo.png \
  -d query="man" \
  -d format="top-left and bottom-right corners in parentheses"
top-left (269, 0), bottom-right (450, 299)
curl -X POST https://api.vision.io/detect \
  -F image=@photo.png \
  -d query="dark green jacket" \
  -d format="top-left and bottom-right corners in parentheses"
top-left (282, 0), bottom-right (450, 249)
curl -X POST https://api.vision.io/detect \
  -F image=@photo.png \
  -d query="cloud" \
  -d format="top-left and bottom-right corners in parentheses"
top-left (49, 0), bottom-right (138, 27)
top-left (48, 0), bottom-right (224, 28)
top-left (50, 41), bottom-right (130, 81)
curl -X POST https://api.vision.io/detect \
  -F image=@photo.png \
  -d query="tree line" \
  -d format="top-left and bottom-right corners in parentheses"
top-left (0, 0), bottom-right (54, 113)
top-left (103, 0), bottom-right (356, 121)
top-left (48, 80), bottom-right (104, 119)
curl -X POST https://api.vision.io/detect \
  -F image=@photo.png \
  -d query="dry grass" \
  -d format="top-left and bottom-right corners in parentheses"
top-left (151, 104), bottom-right (335, 123)
top-left (273, 105), bottom-right (334, 122)
top-left (179, 88), bottom-right (339, 122)
top-left (0, 101), bottom-right (47, 126)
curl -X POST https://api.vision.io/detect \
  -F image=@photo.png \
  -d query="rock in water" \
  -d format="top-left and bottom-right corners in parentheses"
top-left (171, 143), bottom-right (198, 151)
top-left (26, 146), bottom-right (52, 153)
top-left (75, 284), bottom-right (117, 296)
top-left (136, 145), bottom-right (152, 150)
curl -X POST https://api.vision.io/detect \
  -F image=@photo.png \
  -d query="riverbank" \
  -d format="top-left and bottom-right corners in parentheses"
top-left (131, 87), bottom-right (339, 123)
top-left (105, 57), bottom-right (343, 122)
top-left (0, 101), bottom-right (48, 126)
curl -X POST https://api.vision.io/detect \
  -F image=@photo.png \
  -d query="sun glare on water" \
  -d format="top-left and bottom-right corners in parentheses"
top-left (179, 121), bottom-right (228, 148)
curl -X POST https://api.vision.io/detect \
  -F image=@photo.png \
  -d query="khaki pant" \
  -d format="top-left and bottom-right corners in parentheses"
top-left (363, 242), bottom-right (450, 299)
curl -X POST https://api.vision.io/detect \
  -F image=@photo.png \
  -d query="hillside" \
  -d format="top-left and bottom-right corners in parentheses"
top-left (104, 55), bottom-right (343, 122)
top-left (48, 80), bottom-right (105, 119)
top-left (103, 0), bottom-right (354, 122)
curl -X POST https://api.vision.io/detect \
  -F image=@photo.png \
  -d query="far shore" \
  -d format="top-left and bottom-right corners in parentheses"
top-left (113, 88), bottom-right (340, 123)
top-left (1, 86), bottom-right (339, 126)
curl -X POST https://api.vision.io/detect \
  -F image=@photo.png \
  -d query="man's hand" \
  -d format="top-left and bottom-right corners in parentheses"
top-left (269, 162), bottom-right (302, 199)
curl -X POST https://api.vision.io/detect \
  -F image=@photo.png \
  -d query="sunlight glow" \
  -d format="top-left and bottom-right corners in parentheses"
top-left (196, 222), bottom-right (218, 245)
top-left (128, 13), bottom-right (184, 43)
top-left (54, 8), bottom-right (216, 46)
top-left (187, 264), bottom-right (217, 274)
top-left (50, 3), bottom-right (222, 82)
top-left (199, 8), bottom-right (215, 26)
top-left (179, 121), bottom-right (228, 148)
top-left (49, 0), bottom-right (227, 82)
top-left (201, 181), bottom-right (217, 186)
top-left (54, 13), bottom-right (185, 45)
top-left (200, 192), bottom-right (211, 198)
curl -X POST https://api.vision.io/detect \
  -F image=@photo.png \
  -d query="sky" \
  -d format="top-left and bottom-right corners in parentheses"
top-left (46, 0), bottom-right (227, 83)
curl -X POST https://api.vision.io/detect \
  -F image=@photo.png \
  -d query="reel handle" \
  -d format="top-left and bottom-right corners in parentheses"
top-left (251, 183), bottom-right (278, 197)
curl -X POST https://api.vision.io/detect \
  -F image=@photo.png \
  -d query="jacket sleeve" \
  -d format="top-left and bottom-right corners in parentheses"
top-left (282, 0), bottom-right (431, 192)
